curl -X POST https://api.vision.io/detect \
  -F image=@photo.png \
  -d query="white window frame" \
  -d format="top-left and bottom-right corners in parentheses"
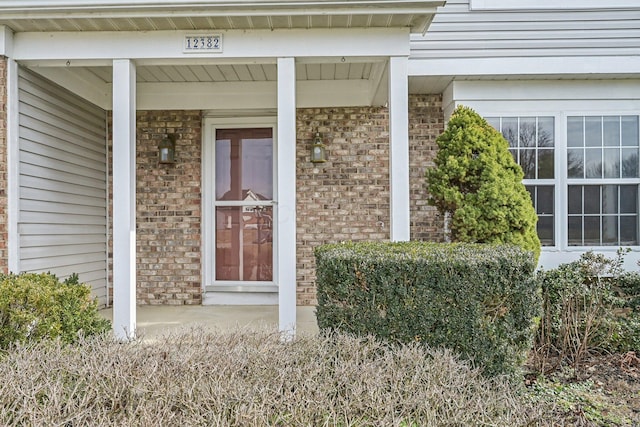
top-left (563, 112), bottom-right (640, 250)
top-left (202, 116), bottom-right (278, 293)
top-left (482, 109), bottom-right (640, 253)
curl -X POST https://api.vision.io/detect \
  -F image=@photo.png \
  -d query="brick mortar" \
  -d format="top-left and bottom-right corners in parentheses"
top-left (108, 111), bottom-right (203, 305)
top-left (104, 97), bottom-right (444, 306)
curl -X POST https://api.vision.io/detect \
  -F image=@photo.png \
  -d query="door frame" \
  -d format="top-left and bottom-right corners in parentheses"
top-left (202, 116), bottom-right (279, 295)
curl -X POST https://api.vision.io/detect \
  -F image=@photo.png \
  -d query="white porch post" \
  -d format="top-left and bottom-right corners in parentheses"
top-left (112, 59), bottom-right (137, 340)
top-left (388, 56), bottom-right (410, 242)
top-left (6, 58), bottom-right (19, 274)
top-left (276, 57), bottom-right (297, 336)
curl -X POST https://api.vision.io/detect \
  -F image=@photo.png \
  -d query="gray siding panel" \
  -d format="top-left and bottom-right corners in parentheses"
top-left (411, 0), bottom-right (640, 59)
top-left (18, 67), bottom-right (108, 306)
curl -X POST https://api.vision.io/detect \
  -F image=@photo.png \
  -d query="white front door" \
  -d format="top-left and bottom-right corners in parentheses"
top-left (203, 118), bottom-right (278, 301)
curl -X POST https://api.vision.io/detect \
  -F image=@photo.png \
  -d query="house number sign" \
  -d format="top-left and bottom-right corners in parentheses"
top-left (184, 35), bottom-right (223, 53)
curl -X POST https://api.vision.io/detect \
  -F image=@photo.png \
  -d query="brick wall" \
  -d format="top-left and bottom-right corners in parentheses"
top-left (409, 94), bottom-right (446, 242)
top-left (0, 58), bottom-right (7, 274)
top-left (296, 107), bottom-right (391, 305)
top-left (106, 97), bottom-right (444, 306)
top-left (109, 111), bottom-right (202, 305)
top-left (295, 96), bottom-right (444, 305)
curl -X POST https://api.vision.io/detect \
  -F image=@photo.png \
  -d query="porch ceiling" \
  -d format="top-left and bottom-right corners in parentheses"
top-left (83, 62), bottom-right (376, 83)
top-left (0, 0), bottom-right (444, 34)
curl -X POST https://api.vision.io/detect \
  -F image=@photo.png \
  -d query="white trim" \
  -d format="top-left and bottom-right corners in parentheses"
top-left (6, 59), bottom-right (19, 274)
top-left (276, 57), bottom-right (297, 337)
top-left (470, 0), bottom-right (639, 10)
top-left (0, 26), bottom-right (13, 57)
top-left (0, 0), bottom-right (444, 16)
top-left (388, 56), bottom-right (410, 241)
top-left (201, 116), bottom-right (278, 297)
top-left (203, 292), bottom-right (278, 305)
top-left (408, 57), bottom-right (640, 79)
top-left (111, 59), bottom-right (136, 340)
top-left (13, 29), bottom-right (410, 62)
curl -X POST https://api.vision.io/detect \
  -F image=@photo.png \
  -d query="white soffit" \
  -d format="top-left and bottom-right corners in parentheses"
top-left (0, 0), bottom-right (444, 33)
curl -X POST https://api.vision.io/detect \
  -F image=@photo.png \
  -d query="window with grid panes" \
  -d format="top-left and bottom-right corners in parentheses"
top-left (566, 116), bottom-right (639, 246)
top-left (486, 116), bottom-right (555, 246)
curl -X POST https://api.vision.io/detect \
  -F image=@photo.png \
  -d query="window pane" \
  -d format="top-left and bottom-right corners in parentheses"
top-left (538, 149), bottom-right (554, 179)
top-left (538, 117), bottom-right (555, 147)
top-left (216, 129), bottom-right (273, 201)
top-left (567, 149), bottom-right (584, 178)
top-left (537, 216), bottom-right (554, 246)
top-left (622, 148), bottom-right (639, 178)
top-left (525, 186), bottom-right (535, 204)
top-left (585, 117), bottom-right (602, 147)
top-left (486, 117), bottom-right (500, 129)
top-left (603, 148), bottom-right (620, 178)
top-left (620, 185), bottom-right (638, 214)
top-left (584, 217), bottom-right (601, 245)
top-left (603, 116), bottom-right (620, 147)
top-left (519, 117), bottom-right (537, 147)
top-left (501, 117), bottom-right (519, 147)
top-left (601, 185), bottom-right (618, 214)
top-left (537, 186), bottom-right (554, 214)
top-left (568, 186), bottom-right (582, 215)
top-left (567, 116), bottom-right (584, 147)
top-left (585, 148), bottom-right (602, 178)
top-left (215, 206), bottom-right (273, 282)
top-left (622, 116), bottom-right (639, 147)
top-left (584, 186), bottom-right (601, 215)
top-left (568, 216), bottom-right (583, 246)
top-left (620, 216), bottom-right (638, 245)
top-left (602, 216), bottom-right (618, 245)
top-left (521, 149), bottom-right (536, 179)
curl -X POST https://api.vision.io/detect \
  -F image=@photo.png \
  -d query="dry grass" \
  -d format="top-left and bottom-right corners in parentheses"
top-left (0, 327), bottom-right (552, 426)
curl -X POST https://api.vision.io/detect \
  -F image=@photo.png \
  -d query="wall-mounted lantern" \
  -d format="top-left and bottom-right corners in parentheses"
top-left (159, 134), bottom-right (177, 164)
top-left (310, 132), bottom-right (327, 163)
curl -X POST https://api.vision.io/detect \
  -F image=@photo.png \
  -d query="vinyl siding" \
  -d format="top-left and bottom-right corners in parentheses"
top-left (18, 67), bottom-right (108, 306)
top-left (411, 0), bottom-right (640, 59)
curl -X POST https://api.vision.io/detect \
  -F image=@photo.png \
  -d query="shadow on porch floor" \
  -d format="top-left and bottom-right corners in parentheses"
top-left (99, 305), bottom-right (319, 339)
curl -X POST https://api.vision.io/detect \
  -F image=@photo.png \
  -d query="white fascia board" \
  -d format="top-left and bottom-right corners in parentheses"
top-left (298, 80), bottom-right (371, 108)
top-left (0, 1), bottom-right (444, 17)
top-left (448, 79), bottom-right (640, 102)
top-left (409, 56), bottom-right (640, 78)
top-left (0, 26), bottom-right (13, 57)
top-left (13, 28), bottom-right (409, 62)
top-left (130, 79), bottom-right (372, 110)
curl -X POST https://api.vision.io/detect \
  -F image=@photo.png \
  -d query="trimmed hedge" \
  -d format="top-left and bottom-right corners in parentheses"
top-left (0, 272), bottom-right (110, 349)
top-left (315, 242), bottom-right (541, 376)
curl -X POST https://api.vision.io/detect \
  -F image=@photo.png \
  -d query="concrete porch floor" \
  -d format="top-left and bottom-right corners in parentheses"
top-left (99, 305), bottom-right (319, 339)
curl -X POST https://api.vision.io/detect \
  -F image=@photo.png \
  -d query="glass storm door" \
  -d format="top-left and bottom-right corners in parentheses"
top-left (214, 128), bottom-right (274, 283)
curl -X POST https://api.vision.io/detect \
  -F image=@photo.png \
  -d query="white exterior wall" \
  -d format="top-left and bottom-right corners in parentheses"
top-left (411, 0), bottom-right (640, 60)
top-left (17, 67), bottom-right (108, 305)
top-left (445, 79), bottom-right (640, 271)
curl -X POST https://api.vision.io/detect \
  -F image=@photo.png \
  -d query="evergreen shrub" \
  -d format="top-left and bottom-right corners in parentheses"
top-left (0, 272), bottom-right (110, 349)
top-left (315, 241), bottom-right (541, 376)
top-left (426, 105), bottom-right (541, 262)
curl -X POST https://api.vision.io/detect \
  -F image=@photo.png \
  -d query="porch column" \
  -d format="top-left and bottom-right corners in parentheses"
top-left (6, 57), bottom-right (19, 274)
top-left (388, 56), bottom-right (410, 242)
top-left (276, 57), bottom-right (297, 336)
top-left (112, 59), bottom-right (137, 340)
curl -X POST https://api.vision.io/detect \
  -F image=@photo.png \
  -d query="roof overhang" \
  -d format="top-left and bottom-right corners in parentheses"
top-left (0, 0), bottom-right (445, 33)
